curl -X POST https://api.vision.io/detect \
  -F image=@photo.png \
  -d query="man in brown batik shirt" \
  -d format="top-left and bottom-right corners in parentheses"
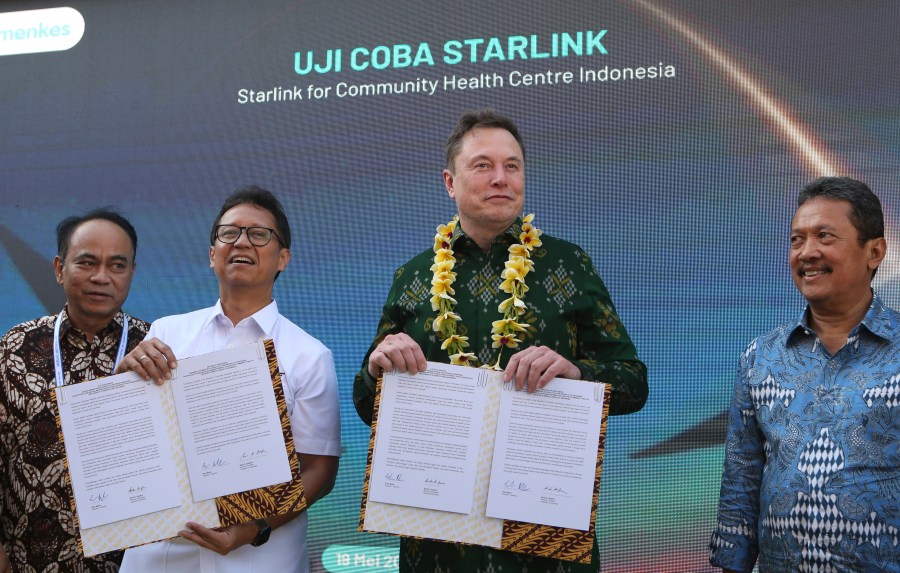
top-left (0, 209), bottom-right (149, 573)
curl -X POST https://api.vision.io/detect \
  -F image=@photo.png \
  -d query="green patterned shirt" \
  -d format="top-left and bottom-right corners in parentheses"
top-left (354, 219), bottom-right (647, 573)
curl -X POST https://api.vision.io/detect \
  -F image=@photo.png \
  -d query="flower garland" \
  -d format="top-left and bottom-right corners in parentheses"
top-left (430, 214), bottom-right (543, 370)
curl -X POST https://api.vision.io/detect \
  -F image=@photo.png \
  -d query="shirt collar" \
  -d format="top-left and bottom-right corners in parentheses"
top-left (208, 299), bottom-right (280, 336)
top-left (58, 306), bottom-right (126, 338)
top-left (449, 217), bottom-right (523, 250)
top-left (787, 290), bottom-right (897, 345)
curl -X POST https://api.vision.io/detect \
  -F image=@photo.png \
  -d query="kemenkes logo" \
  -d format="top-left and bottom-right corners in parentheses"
top-left (0, 7), bottom-right (85, 56)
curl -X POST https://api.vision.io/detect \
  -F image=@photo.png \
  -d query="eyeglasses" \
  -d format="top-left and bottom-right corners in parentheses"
top-left (214, 225), bottom-right (281, 246)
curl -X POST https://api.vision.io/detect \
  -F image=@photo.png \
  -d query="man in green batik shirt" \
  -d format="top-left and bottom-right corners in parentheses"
top-left (353, 109), bottom-right (648, 573)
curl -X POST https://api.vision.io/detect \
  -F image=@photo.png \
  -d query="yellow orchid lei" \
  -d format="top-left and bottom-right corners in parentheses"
top-left (430, 214), bottom-right (543, 370)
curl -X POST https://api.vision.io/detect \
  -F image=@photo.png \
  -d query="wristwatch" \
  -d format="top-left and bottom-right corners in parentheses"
top-left (250, 518), bottom-right (272, 547)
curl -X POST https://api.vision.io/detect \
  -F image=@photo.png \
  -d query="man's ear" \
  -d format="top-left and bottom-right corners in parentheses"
top-left (53, 256), bottom-right (64, 284)
top-left (443, 169), bottom-right (455, 199)
top-left (278, 248), bottom-right (291, 272)
top-left (867, 237), bottom-right (887, 272)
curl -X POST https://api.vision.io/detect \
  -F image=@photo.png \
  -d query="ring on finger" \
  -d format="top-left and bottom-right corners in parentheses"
top-left (138, 354), bottom-right (149, 361)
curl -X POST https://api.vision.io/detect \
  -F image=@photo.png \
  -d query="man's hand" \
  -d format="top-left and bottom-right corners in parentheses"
top-left (115, 338), bottom-right (178, 385)
top-left (179, 521), bottom-right (257, 556)
top-left (179, 454), bottom-right (337, 555)
top-left (0, 545), bottom-right (11, 573)
top-left (504, 346), bottom-right (581, 393)
top-left (367, 333), bottom-right (427, 378)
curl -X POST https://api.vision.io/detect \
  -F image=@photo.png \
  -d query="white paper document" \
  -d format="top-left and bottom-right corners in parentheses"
top-left (368, 364), bottom-right (492, 514)
top-left (57, 340), bottom-right (293, 538)
top-left (56, 373), bottom-right (182, 529)
top-left (485, 378), bottom-right (605, 530)
top-left (171, 341), bottom-right (293, 502)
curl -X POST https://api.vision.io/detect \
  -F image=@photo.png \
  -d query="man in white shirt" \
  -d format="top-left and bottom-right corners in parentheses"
top-left (117, 186), bottom-right (341, 572)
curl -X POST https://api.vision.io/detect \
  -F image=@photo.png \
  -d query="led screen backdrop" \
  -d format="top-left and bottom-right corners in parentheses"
top-left (2, 1), bottom-right (899, 571)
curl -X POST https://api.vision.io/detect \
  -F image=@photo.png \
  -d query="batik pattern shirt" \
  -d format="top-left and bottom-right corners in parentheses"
top-left (710, 294), bottom-right (900, 573)
top-left (354, 220), bottom-right (647, 573)
top-left (0, 309), bottom-right (149, 573)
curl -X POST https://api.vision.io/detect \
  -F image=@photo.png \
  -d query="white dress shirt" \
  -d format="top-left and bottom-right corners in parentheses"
top-left (121, 300), bottom-right (340, 573)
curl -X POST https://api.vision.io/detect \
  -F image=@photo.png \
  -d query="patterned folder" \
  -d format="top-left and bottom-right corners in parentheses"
top-left (359, 374), bottom-right (610, 564)
top-left (51, 339), bottom-right (305, 557)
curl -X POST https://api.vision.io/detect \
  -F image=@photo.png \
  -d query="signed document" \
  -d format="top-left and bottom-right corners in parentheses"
top-left (362, 361), bottom-right (609, 563)
top-left (56, 374), bottom-right (183, 529)
top-left (171, 342), bottom-right (292, 501)
top-left (485, 378), bottom-right (605, 530)
top-left (55, 340), bottom-right (299, 555)
top-left (368, 364), bottom-right (491, 513)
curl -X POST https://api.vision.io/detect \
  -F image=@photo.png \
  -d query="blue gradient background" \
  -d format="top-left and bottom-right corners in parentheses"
top-left (2, 1), bottom-right (899, 571)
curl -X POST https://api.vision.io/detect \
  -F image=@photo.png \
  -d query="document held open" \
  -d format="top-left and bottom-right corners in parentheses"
top-left (360, 361), bottom-right (610, 564)
top-left (53, 339), bottom-right (306, 557)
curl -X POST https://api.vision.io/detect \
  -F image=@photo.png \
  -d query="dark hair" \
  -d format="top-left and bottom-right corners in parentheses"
top-left (798, 176), bottom-right (884, 245)
top-left (210, 185), bottom-right (292, 249)
top-left (445, 109), bottom-right (525, 173)
top-left (56, 208), bottom-right (138, 262)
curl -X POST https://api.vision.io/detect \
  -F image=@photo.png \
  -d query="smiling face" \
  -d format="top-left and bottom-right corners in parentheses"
top-left (442, 127), bottom-right (525, 247)
top-left (53, 219), bottom-right (135, 336)
top-left (789, 197), bottom-right (886, 313)
top-left (209, 203), bottom-right (290, 295)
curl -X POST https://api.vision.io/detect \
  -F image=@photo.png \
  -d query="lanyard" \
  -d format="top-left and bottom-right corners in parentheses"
top-left (53, 312), bottom-right (129, 388)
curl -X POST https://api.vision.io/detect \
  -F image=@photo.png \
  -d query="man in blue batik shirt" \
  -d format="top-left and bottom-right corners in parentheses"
top-left (710, 177), bottom-right (900, 573)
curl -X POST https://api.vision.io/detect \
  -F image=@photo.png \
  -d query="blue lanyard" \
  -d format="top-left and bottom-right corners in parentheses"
top-left (53, 312), bottom-right (129, 388)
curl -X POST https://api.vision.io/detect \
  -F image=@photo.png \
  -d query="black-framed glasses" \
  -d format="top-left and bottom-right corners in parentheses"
top-left (215, 225), bottom-right (281, 246)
